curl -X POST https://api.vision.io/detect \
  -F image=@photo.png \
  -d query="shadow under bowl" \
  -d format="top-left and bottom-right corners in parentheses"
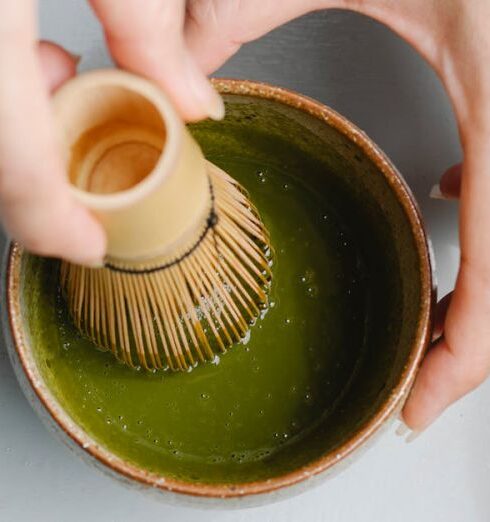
top-left (3, 79), bottom-right (434, 507)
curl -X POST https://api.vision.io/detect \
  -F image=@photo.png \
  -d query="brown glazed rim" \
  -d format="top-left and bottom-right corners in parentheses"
top-left (6, 78), bottom-right (434, 499)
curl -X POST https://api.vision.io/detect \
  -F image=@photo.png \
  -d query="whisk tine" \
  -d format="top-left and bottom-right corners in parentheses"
top-left (145, 274), bottom-right (174, 370)
top-left (195, 248), bottom-right (247, 337)
top-left (220, 217), bottom-right (270, 267)
top-left (96, 270), bottom-right (106, 348)
top-left (181, 255), bottom-right (228, 354)
top-left (133, 275), bottom-right (162, 369)
top-left (92, 270), bottom-right (101, 347)
top-left (219, 222), bottom-right (270, 278)
top-left (219, 203), bottom-right (264, 239)
top-left (163, 269), bottom-right (196, 368)
top-left (124, 274), bottom-right (151, 370)
top-left (113, 272), bottom-right (133, 367)
top-left (216, 239), bottom-right (269, 303)
top-left (169, 269), bottom-right (207, 363)
top-left (200, 242), bottom-right (253, 329)
top-left (61, 163), bottom-right (272, 371)
top-left (73, 267), bottom-right (82, 320)
top-left (102, 270), bottom-right (116, 358)
top-left (155, 271), bottom-right (187, 370)
top-left (188, 253), bottom-right (234, 347)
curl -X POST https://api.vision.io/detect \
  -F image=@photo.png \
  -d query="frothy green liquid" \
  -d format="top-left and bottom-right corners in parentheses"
top-left (28, 156), bottom-right (365, 484)
top-left (20, 95), bottom-right (425, 486)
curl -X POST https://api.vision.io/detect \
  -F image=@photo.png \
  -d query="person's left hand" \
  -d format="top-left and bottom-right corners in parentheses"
top-left (164, 0), bottom-right (490, 438)
top-left (52, 0), bottom-right (490, 435)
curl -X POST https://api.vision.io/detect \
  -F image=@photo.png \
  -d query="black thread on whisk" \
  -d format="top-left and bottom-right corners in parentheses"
top-left (103, 177), bottom-right (219, 275)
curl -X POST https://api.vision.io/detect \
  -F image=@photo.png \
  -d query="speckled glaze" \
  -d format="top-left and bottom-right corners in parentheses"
top-left (3, 79), bottom-right (434, 508)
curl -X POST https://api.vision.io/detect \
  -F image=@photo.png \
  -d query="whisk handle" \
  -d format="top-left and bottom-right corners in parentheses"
top-left (52, 69), bottom-right (212, 263)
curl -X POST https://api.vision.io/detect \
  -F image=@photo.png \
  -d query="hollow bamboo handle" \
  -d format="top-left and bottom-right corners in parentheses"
top-left (52, 69), bottom-right (210, 263)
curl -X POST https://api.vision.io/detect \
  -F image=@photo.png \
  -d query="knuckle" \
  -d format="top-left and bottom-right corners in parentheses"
top-left (460, 254), bottom-right (490, 287)
top-left (462, 363), bottom-right (488, 392)
top-left (19, 226), bottom-right (59, 256)
top-left (21, 235), bottom-right (51, 256)
top-left (0, 174), bottom-right (19, 199)
top-left (439, 334), bottom-right (489, 395)
top-left (5, 210), bottom-right (66, 258)
top-left (0, 173), bottom-right (37, 207)
top-left (23, 234), bottom-right (66, 259)
top-left (106, 0), bottom-right (182, 40)
top-left (186, 0), bottom-right (214, 21)
top-left (341, 0), bottom-right (367, 10)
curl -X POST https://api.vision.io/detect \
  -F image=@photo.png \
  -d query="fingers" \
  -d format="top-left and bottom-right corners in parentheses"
top-left (402, 293), bottom-right (455, 429)
top-left (0, 3), bottom-right (105, 265)
top-left (403, 264), bottom-right (490, 430)
top-left (404, 134), bottom-right (490, 430)
top-left (184, 0), bottom-right (243, 74)
top-left (402, 336), bottom-right (481, 431)
top-left (90, 0), bottom-right (223, 121)
top-left (185, 0), bottom-right (318, 73)
top-left (38, 40), bottom-right (80, 92)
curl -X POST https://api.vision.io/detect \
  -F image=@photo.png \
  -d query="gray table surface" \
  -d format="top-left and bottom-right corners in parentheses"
top-left (2, 1), bottom-right (488, 521)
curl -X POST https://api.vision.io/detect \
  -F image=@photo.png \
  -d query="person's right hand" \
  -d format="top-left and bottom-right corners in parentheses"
top-left (0, 3), bottom-right (107, 266)
top-left (0, 1), bottom-right (228, 267)
top-left (0, 0), bottom-right (316, 264)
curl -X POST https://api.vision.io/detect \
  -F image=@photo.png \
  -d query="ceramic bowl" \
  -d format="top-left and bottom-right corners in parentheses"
top-left (2, 79), bottom-right (434, 508)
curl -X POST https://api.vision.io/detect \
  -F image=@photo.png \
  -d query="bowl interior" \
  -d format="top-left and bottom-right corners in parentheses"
top-left (11, 90), bottom-right (429, 493)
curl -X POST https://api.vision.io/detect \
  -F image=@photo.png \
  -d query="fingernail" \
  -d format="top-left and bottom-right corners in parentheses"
top-left (430, 184), bottom-right (446, 199)
top-left (69, 52), bottom-right (82, 66)
top-left (395, 421), bottom-right (421, 443)
top-left (187, 58), bottom-right (225, 121)
top-left (395, 421), bottom-right (410, 437)
top-left (88, 261), bottom-right (104, 269)
top-left (207, 90), bottom-right (225, 121)
top-left (429, 185), bottom-right (456, 201)
top-left (406, 430), bottom-right (421, 443)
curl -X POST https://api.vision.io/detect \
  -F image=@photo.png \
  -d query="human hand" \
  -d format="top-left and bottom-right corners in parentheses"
top-left (3, 1), bottom-right (490, 432)
top-left (0, 0), bottom-right (229, 266)
top-left (346, 0), bottom-right (490, 436)
top-left (0, 0), bottom-right (320, 264)
top-left (177, 0), bottom-right (490, 434)
top-left (0, 4), bottom-right (106, 265)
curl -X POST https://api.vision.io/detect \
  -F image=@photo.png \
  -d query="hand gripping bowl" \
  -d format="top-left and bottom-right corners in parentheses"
top-left (2, 79), bottom-right (434, 508)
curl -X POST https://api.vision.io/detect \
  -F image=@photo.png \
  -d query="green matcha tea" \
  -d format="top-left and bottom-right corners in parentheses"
top-left (22, 98), bottom-right (420, 484)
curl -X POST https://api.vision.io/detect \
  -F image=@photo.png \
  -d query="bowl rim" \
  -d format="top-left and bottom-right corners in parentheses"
top-left (6, 78), bottom-right (434, 499)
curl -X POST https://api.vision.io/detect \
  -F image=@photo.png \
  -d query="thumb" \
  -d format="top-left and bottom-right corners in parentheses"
top-left (0, 0), bottom-right (105, 266)
top-left (90, 0), bottom-right (224, 121)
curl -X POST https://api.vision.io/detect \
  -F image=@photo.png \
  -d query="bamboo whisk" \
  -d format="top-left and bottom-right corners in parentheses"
top-left (54, 70), bottom-right (272, 371)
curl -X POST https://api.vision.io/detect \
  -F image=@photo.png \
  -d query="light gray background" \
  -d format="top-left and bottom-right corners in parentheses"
top-left (1, 1), bottom-right (487, 521)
